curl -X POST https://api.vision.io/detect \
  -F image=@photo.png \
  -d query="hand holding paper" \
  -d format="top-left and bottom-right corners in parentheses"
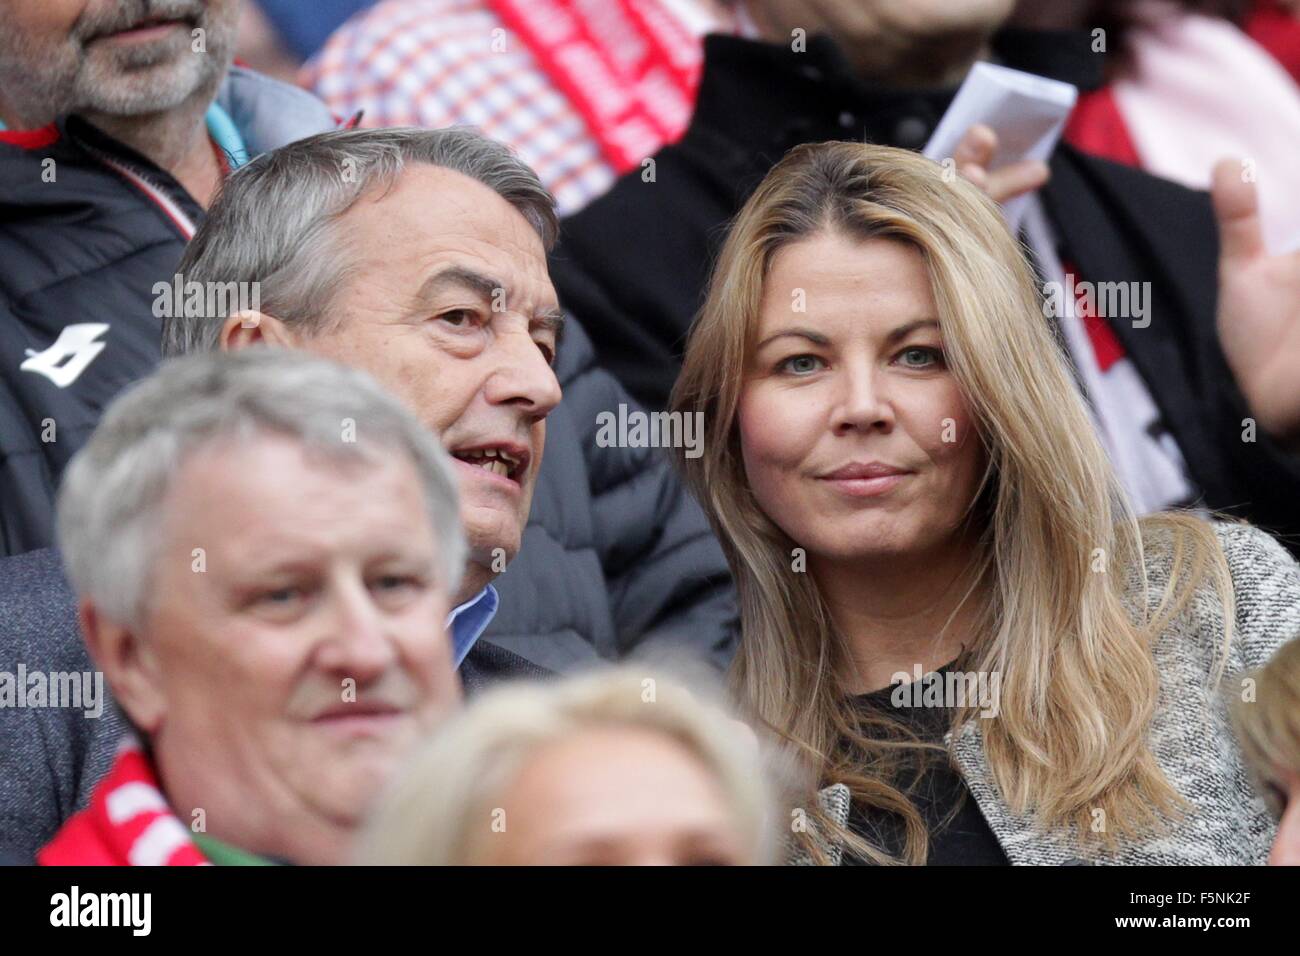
top-left (924, 62), bottom-right (1077, 230)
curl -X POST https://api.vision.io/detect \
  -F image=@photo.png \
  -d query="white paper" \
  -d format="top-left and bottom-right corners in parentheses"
top-left (923, 62), bottom-right (1078, 232)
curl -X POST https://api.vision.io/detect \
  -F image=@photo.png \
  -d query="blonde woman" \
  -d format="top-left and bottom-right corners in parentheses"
top-left (1233, 636), bottom-right (1300, 865)
top-left (356, 668), bottom-right (778, 865)
top-left (670, 140), bottom-right (1300, 865)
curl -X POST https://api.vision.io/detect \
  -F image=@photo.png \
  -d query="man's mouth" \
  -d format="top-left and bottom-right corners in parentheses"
top-left (450, 445), bottom-right (528, 483)
top-left (93, 15), bottom-right (192, 44)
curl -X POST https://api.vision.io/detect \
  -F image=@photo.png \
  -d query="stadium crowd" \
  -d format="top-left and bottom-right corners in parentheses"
top-left (0, 0), bottom-right (1298, 866)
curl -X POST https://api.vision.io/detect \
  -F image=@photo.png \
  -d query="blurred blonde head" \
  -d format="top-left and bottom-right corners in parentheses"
top-left (671, 140), bottom-right (1232, 863)
top-left (357, 667), bottom-right (781, 865)
top-left (1232, 637), bottom-right (1300, 865)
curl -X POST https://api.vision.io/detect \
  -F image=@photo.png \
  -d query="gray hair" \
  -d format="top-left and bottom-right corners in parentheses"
top-left (161, 126), bottom-right (558, 357)
top-left (56, 349), bottom-right (466, 630)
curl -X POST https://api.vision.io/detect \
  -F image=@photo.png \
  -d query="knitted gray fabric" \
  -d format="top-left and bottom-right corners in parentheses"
top-left (793, 521), bottom-right (1298, 865)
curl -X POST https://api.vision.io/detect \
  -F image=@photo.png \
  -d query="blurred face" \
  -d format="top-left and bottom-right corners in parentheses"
top-left (748, 0), bottom-right (1014, 83)
top-left (134, 434), bottom-right (459, 863)
top-left (737, 233), bottom-right (985, 566)
top-left (0, 0), bottom-right (238, 127)
top-left (482, 727), bottom-right (753, 865)
top-left (1267, 769), bottom-right (1300, 866)
top-left (296, 166), bottom-right (562, 601)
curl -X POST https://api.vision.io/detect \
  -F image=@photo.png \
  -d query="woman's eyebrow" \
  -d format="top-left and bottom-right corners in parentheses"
top-left (754, 327), bottom-right (832, 350)
top-left (884, 318), bottom-right (941, 345)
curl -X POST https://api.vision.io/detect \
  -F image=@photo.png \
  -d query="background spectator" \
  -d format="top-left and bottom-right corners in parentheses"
top-left (41, 349), bottom-right (466, 865)
top-left (359, 666), bottom-right (779, 865)
top-left (1232, 636), bottom-right (1300, 866)
top-left (307, 0), bottom-right (751, 214)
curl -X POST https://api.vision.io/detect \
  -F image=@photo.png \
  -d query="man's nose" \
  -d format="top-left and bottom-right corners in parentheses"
top-left (483, 327), bottom-right (562, 421)
top-left (315, 579), bottom-right (398, 681)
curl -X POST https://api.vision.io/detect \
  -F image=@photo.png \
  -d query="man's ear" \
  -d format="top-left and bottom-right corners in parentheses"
top-left (79, 601), bottom-right (166, 735)
top-left (220, 310), bottom-right (296, 351)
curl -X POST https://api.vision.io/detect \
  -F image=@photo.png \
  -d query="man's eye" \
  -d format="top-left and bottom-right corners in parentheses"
top-left (438, 309), bottom-right (476, 327)
top-left (373, 574), bottom-right (420, 592)
top-left (897, 346), bottom-right (942, 369)
top-left (258, 587), bottom-right (304, 607)
top-left (537, 341), bottom-right (556, 366)
top-left (778, 354), bottom-right (824, 375)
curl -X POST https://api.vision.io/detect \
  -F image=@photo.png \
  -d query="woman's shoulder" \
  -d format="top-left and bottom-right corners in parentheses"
top-left (1138, 517), bottom-right (1300, 673)
top-left (786, 783), bottom-right (851, 866)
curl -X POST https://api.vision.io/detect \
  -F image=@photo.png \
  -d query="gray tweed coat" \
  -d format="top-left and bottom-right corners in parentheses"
top-left (794, 521), bottom-right (1298, 865)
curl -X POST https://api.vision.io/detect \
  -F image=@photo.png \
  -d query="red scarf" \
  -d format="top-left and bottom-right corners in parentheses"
top-left (39, 737), bottom-right (209, 866)
top-left (488, 0), bottom-right (702, 171)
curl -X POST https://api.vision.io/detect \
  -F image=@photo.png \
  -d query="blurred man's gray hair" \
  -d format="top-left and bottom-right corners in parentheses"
top-left (160, 126), bottom-right (558, 357)
top-left (57, 349), bottom-right (466, 630)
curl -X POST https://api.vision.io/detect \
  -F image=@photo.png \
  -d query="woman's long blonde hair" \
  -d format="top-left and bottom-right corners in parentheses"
top-left (670, 141), bottom-right (1234, 864)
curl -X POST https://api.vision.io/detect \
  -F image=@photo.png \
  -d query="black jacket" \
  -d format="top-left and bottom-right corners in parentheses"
top-left (551, 31), bottom-right (1300, 553)
top-left (0, 70), bottom-right (738, 671)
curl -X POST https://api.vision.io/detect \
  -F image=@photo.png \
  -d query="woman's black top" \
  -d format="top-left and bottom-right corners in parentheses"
top-left (841, 663), bottom-right (1010, 865)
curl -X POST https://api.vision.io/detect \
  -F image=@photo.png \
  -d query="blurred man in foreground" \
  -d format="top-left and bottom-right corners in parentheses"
top-left (41, 350), bottom-right (466, 865)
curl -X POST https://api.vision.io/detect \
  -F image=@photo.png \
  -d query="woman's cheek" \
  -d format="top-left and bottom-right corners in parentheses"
top-left (913, 391), bottom-right (984, 497)
top-left (738, 386), bottom-right (814, 512)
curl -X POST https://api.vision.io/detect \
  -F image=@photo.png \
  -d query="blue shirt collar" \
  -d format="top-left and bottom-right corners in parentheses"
top-left (204, 101), bottom-right (248, 169)
top-left (447, 585), bottom-right (498, 669)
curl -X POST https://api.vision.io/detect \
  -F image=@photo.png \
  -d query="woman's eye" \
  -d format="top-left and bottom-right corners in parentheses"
top-left (779, 354), bottom-right (824, 375)
top-left (897, 346), bottom-right (941, 369)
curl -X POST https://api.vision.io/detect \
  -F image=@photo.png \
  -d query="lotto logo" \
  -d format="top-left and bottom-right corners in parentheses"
top-left (20, 323), bottom-right (110, 388)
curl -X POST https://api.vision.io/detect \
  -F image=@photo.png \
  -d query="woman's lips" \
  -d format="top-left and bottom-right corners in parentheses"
top-left (816, 463), bottom-right (912, 498)
top-left (819, 473), bottom-right (909, 498)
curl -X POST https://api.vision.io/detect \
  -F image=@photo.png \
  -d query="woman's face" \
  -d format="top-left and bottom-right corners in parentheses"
top-left (737, 232), bottom-right (986, 565)
top-left (482, 727), bottom-right (753, 866)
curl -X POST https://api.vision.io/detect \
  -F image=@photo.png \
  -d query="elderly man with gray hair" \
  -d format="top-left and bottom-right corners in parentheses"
top-left (40, 348), bottom-right (467, 865)
top-left (163, 125), bottom-right (735, 674)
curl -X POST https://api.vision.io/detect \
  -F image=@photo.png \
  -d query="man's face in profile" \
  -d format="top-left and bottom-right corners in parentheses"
top-left (0, 0), bottom-right (240, 126)
top-left (291, 165), bottom-right (563, 600)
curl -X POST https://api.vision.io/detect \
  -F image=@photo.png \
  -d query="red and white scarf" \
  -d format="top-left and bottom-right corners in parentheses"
top-left (487, 0), bottom-right (702, 172)
top-left (39, 737), bottom-right (209, 866)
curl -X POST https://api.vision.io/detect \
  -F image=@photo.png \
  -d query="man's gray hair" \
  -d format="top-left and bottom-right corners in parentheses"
top-left (161, 126), bottom-right (558, 357)
top-left (57, 349), bottom-right (466, 630)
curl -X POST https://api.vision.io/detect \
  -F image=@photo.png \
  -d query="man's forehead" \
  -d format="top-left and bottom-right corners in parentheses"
top-left (164, 438), bottom-right (422, 530)
top-left (351, 164), bottom-right (543, 241)
top-left (337, 165), bottom-right (550, 285)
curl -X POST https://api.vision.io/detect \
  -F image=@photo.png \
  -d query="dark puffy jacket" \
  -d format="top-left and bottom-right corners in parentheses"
top-left (0, 67), bottom-right (340, 554)
top-left (0, 68), bottom-right (738, 671)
